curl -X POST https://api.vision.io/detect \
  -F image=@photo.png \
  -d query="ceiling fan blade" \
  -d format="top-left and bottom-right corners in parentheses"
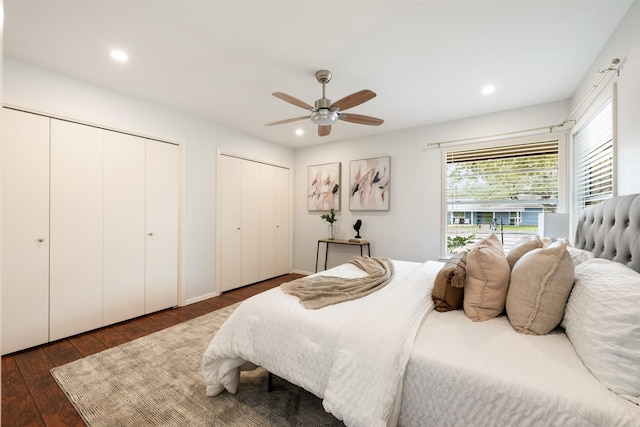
top-left (318, 125), bottom-right (332, 136)
top-left (272, 92), bottom-right (314, 110)
top-left (265, 116), bottom-right (309, 126)
top-left (331, 89), bottom-right (376, 111)
top-left (339, 113), bottom-right (384, 126)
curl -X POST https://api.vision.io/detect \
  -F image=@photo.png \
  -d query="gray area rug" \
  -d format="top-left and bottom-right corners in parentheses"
top-left (50, 303), bottom-right (344, 426)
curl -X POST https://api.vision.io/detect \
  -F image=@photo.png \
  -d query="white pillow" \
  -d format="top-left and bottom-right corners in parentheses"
top-left (548, 241), bottom-right (595, 266)
top-left (566, 245), bottom-right (596, 266)
top-left (563, 258), bottom-right (640, 404)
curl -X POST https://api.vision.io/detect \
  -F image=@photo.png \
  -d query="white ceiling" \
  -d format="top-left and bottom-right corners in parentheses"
top-left (3, 1), bottom-right (632, 148)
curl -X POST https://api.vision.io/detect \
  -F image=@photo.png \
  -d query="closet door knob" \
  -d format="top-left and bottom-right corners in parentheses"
top-left (37, 238), bottom-right (44, 243)
top-left (148, 232), bottom-right (154, 236)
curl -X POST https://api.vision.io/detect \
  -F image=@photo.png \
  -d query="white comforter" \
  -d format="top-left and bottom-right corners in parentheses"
top-left (202, 260), bottom-right (442, 427)
top-left (400, 310), bottom-right (640, 427)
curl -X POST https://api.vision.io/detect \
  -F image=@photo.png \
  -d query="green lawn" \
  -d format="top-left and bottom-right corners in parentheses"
top-left (448, 225), bottom-right (538, 233)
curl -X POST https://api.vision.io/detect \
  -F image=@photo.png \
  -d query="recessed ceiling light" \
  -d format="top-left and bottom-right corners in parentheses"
top-left (481, 85), bottom-right (496, 95)
top-left (295, 129), bottom-right (304, 136)
top-left (110, 49), bottom-right (128, 63)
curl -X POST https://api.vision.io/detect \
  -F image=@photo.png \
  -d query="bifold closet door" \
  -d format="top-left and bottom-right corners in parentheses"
top-left (241, 160), bottom-right (261, 286)
top-left (1, 109), bottom-right (51, 354)
top-left (259, 163), bottom-right (290, 279)
top-left (259, 164), bottom-right (277, 279)
top-left (218, 155), bottom-right (289, 292)
top-left (218, 155), bottom-right (260, 291)
top-left (49, 119), bottom-right (104, 341)
top-left (274, 166), bottom-right (290, 276)
top-left (145, 140), bottom-right (179, 313)
top-left (103, 131), bottom-right (146, 324)
top-left (218, 155), bottom-right (243, 291)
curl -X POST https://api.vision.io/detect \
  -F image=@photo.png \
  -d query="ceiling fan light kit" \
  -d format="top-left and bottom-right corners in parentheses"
top-left (267, 69), bottom-right (384, 136)
top-left (310, 109), bottom-right (338, 126)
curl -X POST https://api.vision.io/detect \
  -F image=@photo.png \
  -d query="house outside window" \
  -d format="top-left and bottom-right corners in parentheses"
top-left (443, 136), bottom-right (563, 255)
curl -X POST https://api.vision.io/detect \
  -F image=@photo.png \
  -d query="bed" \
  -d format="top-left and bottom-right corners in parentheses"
top-left (202, 194), bottom-right (640, 427)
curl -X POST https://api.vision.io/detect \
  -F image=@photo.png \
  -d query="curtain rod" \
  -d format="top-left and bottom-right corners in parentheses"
top-left (427, 58), bottom-right (621, 148)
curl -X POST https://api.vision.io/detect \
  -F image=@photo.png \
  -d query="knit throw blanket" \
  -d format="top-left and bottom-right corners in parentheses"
top-left (281, 257), bottom-right (394, 309)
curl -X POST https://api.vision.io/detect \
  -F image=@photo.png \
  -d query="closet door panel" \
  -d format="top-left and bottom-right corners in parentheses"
top-left (274, 166), bottom-right (290, 276)
top-left (49, 119), bottom-right (104, 341)
top-left (218, 155), bottom-right (242, 292)
top-left (217, 157), bottom-right (291, 292)
top-left (259, 164), bottom-right (276, 280)
top-left (103, 131), bottom-right (146, 324)
top-left (241, 160), bottom-right (261, 286)
top-left (145, 140), bottom-right (179, 313)
top-left (1, 109), bottom-right (50, 354)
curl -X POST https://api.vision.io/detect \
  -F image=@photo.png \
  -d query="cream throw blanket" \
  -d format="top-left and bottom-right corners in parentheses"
top-left (281, 256), bottom-right (394, 309)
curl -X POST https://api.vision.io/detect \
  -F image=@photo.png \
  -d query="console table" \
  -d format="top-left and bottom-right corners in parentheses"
top-left (315, 239), bottom-right (371, 272)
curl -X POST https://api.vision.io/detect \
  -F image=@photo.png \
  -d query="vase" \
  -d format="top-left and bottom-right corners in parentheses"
top-left (327, 223), bottom-right (335, 240)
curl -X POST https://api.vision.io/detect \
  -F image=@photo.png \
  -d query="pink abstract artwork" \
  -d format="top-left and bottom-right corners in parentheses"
top-left (349, 156), bottom-right (390, 211)
top-left (308, 162), bottom-right (341, 211)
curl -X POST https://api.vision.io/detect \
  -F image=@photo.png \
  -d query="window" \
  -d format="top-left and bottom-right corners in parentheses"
top-left (444, 139), bottom-right (560, 254)
top-left (572, 97), bottom-right (614, 213)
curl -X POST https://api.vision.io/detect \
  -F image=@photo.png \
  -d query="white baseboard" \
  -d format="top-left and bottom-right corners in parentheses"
top-left (183, 271), bottom-right (311, 306)
top-left (183, 291), bottom-right (220, 306)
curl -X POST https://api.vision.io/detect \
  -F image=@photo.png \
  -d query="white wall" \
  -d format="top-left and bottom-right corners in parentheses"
top-left (4, 0), bottom-right (639, 299)
top-left (3, 58), bottom-right (295, 302)
top-left (293, 101), bottom-right (570, 274)
top-left (1, 0), bottom-right (4, 407)
top-left (571, 0), bottom-right (640, 196)
top-left (292, 0), bottom-right (640, 274)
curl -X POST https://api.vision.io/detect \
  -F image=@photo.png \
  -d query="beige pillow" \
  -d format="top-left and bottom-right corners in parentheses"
top-left (506, 236), bottom-right (543, 270)
top-left (432, 252), bottom-right (467, 312)
top-left (506, 241), bottom-right (575, 335)
top-left (463, 234), bottom-right (511, 321)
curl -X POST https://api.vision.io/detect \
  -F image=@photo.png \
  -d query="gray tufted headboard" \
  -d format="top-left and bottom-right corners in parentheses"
top-left (574, 193), bottom-right (640, 273)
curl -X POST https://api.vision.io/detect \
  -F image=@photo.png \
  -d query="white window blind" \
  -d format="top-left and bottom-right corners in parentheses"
top-left (445, 140), bottom-right (559, 254)
top-left (573, 97), bottom-right (613, 213)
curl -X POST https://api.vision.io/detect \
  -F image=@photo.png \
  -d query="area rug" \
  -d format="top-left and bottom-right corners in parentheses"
top-left (50, 303), bottom-right (344, 426)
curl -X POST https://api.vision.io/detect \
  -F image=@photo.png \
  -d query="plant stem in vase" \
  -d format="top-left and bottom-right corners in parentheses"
top-left (328, 223), bottom-right (335, 240)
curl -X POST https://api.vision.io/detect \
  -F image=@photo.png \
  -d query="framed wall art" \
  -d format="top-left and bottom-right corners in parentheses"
top-left (349, 156), bottom-right (390, 211)
top-left (307, 162), bottom-right (341, 211)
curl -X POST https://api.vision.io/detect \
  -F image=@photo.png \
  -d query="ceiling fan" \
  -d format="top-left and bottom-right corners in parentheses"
top-left (266, 70), bottom-right (384, 136)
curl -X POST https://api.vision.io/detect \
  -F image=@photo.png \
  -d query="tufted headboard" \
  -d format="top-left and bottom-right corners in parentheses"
top-left (574, 193), bottom-right (640, 273)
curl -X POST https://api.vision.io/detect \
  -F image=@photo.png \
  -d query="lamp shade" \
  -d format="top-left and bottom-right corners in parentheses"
top-left (538, 213), bottom-right (570, 240)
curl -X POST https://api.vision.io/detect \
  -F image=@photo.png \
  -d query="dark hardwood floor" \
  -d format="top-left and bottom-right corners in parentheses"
top-left (1, 273), bottom-right (303, 427)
